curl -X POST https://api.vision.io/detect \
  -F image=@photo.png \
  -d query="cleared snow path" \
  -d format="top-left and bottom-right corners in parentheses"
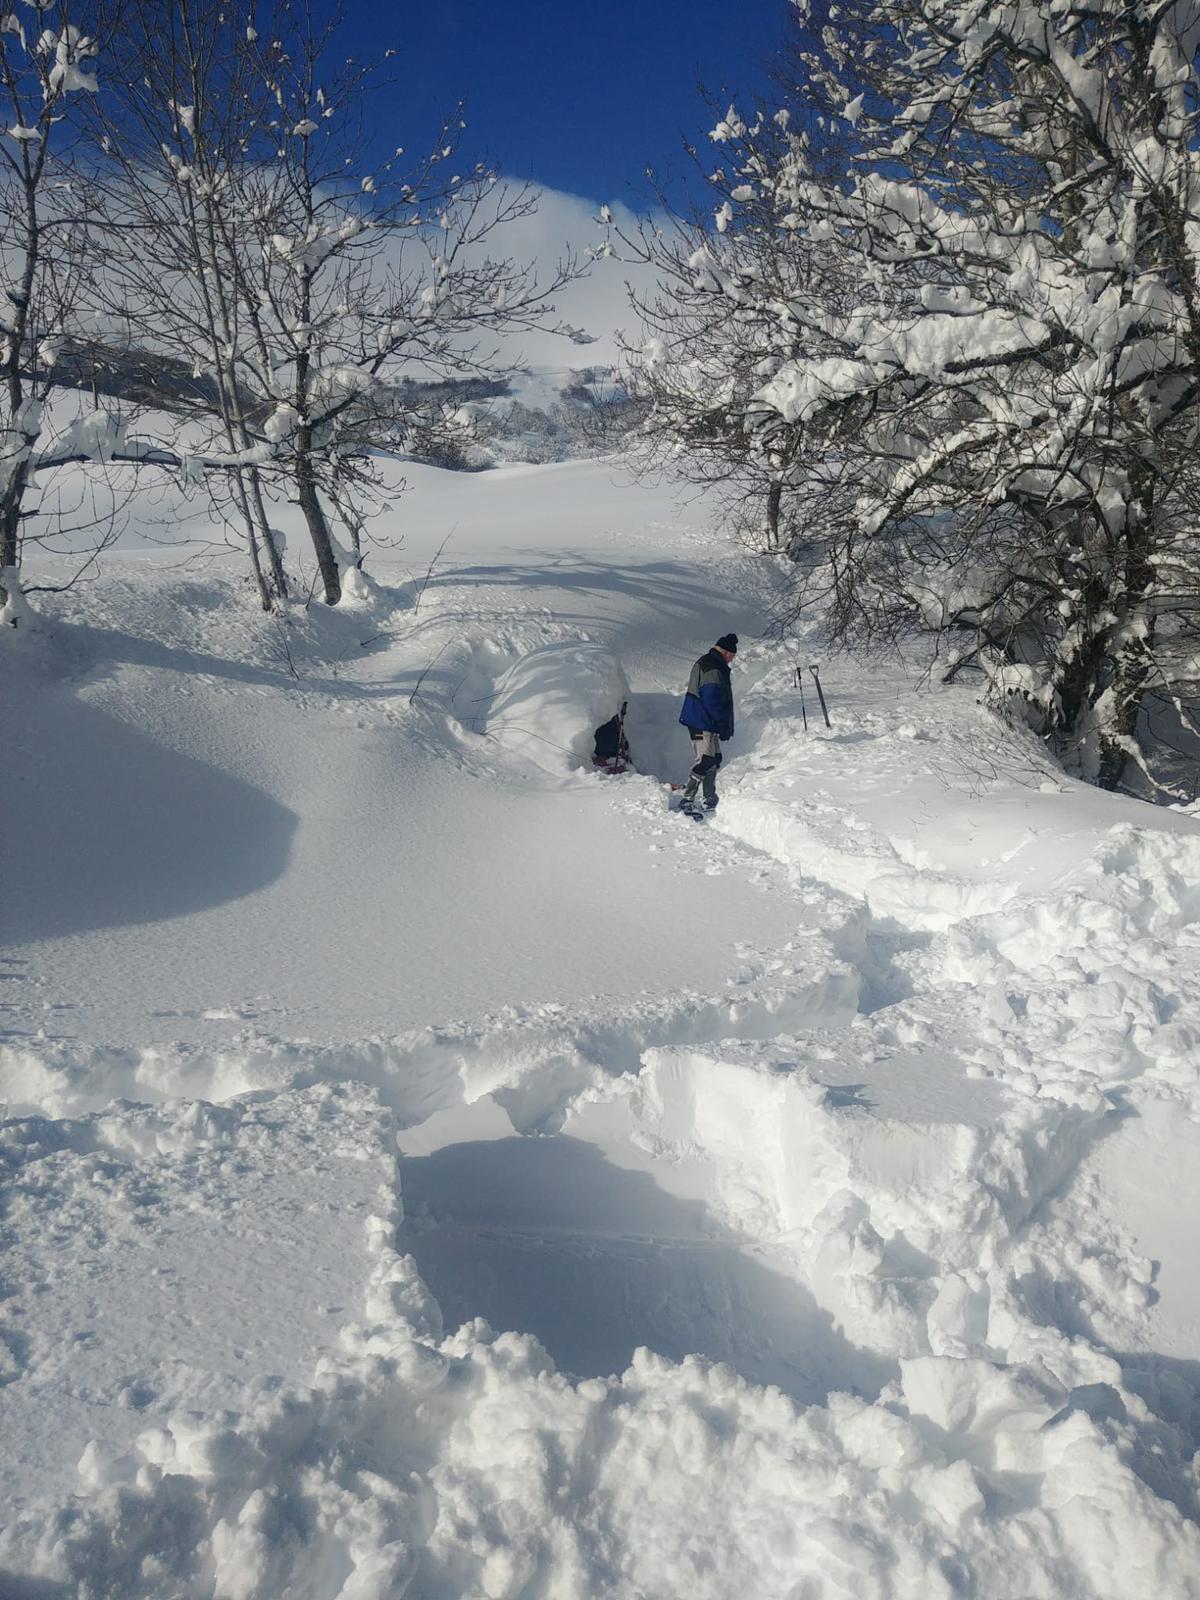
top-left (2, 460), bottom-right (1199, 1597)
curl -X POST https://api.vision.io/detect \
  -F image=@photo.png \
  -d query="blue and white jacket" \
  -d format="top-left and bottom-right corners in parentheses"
top-left (679, 649), bottom-right (734, 739)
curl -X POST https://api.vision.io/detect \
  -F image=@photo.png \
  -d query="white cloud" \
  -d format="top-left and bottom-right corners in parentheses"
top-left (462, 184), bottom-right (665, 374)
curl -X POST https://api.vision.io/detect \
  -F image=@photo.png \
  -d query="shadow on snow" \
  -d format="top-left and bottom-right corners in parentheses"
top-left (2, 691), bottom-right (297, 943)
top-left (399, 1134), bottom-right (894, 1406)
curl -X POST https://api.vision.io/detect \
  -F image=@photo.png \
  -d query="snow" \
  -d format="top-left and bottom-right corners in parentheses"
top-left (0, 1084), bottom-right (393, 1508)
top-left (2, 458), bottom-right (1199, 1596)
top-left (42, 24), bottom-right (99, 98)
top-left (485, 640), bottom-right (630, 773)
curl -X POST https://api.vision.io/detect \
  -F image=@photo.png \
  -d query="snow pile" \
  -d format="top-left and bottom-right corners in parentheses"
top-left (2, 461), bottom-right (1199, 1597)
top-left (4, 1074), bottom-right (1195, 1600)
top-left (484, 640), bottom-right (630, 775)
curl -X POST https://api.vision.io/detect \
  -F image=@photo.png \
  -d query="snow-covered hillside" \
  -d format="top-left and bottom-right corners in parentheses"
top-left (2, 460), bottom-right (1198, 1598)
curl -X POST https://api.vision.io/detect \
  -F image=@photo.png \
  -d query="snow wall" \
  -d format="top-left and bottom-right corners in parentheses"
top-left (484, 641), bottom-right (630, 775)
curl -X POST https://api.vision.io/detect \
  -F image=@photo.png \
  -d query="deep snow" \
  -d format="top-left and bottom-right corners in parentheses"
top-left (1, 458), bottom-right (1198, 1598)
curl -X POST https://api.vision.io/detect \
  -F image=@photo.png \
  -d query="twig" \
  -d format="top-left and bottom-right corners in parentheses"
top-left (268, 613), bottom-right (301, 681)
top-left (330, 631), bottom-right (390, 678)
top-left (408, 637), bottom-right (454, 705)
top-left (412, 526), bottom-right (456, 615)
top-left (480, 723), bottom-right (586, 758)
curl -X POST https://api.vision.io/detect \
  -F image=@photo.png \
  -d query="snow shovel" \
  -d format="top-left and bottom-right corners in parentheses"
top-left (809, 664), bottom-right (831, 728)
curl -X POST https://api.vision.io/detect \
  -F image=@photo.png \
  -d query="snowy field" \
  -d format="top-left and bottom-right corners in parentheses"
top-left (2, 458), bottom-right (1199, 1597)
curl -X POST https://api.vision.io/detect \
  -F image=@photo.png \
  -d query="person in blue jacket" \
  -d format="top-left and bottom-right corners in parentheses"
top-left (678, 633), bottom-right (737, 815)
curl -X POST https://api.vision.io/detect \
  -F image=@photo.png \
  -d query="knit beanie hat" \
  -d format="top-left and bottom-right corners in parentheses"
top-left (716, 633), bottom-right (739, 654)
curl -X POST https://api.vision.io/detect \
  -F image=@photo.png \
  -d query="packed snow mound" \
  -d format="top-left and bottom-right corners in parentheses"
top-left (484, 640), bottom-right (630, 775)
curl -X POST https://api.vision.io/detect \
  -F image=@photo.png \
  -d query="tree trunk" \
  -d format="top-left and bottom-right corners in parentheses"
top-left (765, 479), bottom-right (782, 551)
top-left (229, 472), bottom-right (273, 611)
top-left (1055, 630), bottom-right (1105, 751)
top-left (0, 456), bottom-right (30, 615)
top-left (0, 481), bottom-right (22, 571)
top-left (1096, 727), bottom-right (1130, 790)
top-left (246, 515), bottom-right (272, 612)
top-left (296, 431), bottom-right (341, 604)
top-left (1095, 473), bottom-right (1156, 790)
top-left (249, 470), bottom-right (289, 599)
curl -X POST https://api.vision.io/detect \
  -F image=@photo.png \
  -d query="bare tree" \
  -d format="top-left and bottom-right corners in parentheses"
top-left (0, 2), bottom-right (107, 620)
top-left (96, 1), bottom-right (582, 607)
top-left (0, 1), bottom-right (281, 622)
top-left (89, 0), bottom-right (314, 609)
top-left (3, 0), bottom-right (585, 622)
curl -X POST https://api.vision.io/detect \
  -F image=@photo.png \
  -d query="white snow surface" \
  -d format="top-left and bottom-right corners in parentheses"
top-left (1, 458), bottom-right (1199, 1598)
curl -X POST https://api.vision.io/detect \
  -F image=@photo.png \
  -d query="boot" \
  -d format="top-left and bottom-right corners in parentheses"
top-left (678, 781), bottom-right (704, 818)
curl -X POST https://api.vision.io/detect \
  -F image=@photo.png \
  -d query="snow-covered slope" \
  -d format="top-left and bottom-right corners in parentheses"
top-left (2, 460), bottom-right (1198, 1598)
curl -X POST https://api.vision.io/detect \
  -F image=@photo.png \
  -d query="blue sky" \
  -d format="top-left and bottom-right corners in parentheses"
top-left (337, 0), bottom-right (794, 206)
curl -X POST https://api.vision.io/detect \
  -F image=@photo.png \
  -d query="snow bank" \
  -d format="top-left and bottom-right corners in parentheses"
top-left (484, 640), bottom-right (630, 775)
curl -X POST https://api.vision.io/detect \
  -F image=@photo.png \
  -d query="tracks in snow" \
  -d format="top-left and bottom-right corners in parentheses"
top-left (4, 663), bottom-right (1200, 1594)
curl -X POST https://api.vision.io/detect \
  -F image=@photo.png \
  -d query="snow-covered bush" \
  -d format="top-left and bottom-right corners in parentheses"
top-left (617, 127), bottom-right (853, 559)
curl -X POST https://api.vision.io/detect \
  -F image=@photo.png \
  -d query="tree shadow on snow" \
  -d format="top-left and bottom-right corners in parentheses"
top-left (428, 555), bottom-right (758, 650)
top-left (1, 691), bottom-right (297, 943)
top-left (429, 553), bottom-right (717, 612)
top-left (50, 616), bottom-right (308, 693)
top-left (399, 1134), bottom-right (895, 1405)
